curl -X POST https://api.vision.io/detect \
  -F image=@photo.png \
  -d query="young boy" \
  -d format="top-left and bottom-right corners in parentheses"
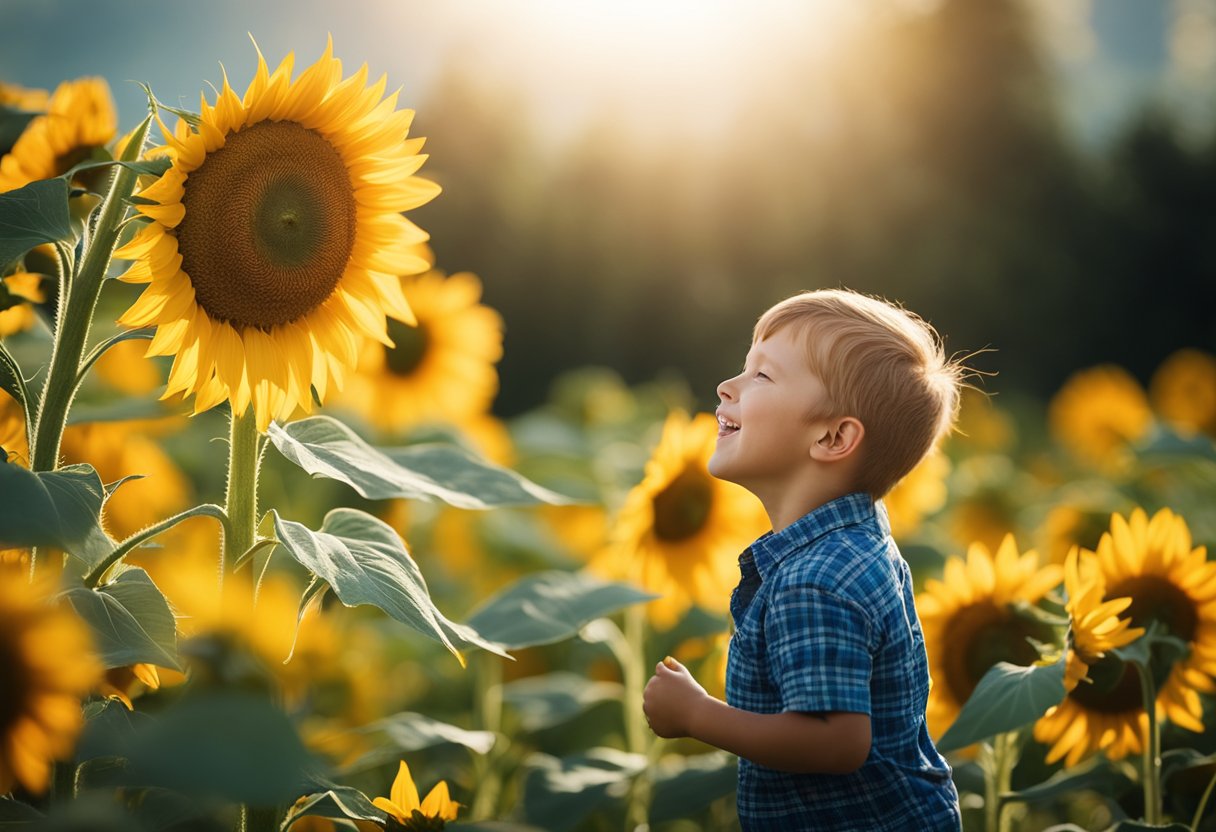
top-left (642, 289), bottom-right (963, 831)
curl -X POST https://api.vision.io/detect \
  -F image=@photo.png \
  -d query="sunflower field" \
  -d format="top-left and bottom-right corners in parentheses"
top-left (3, 35), bottom-right (1216, 832)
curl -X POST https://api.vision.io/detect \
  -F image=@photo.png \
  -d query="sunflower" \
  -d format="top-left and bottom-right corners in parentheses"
top-left (0, 82), bottom-right (48, 112)
top-left (1049, 365), bottom-right (1153, 470)
top-left (0, 272), bottom-right (46, 338)
top-left (1150, 348), bottom-right (1216, 439)
top-left (372, 760), bottom-right (460, 829)
top-left (0, 574), bottom-right (102, 794)
top-left (954, 387), bottom-right (1015, 453)
top-left (115, 39), bottom-right (439, 431)
top-left (591, 411), bottom-right (769, 629)
top-left (1032, 508), bottom-right (1216, 766)
top-left (1033, 548), bottom-right (1144, 766)
top-left (917, 534), bottom-right (1063, 743)
top-left (334, 269), bottom-right (502, 434)
top-left (883, 449), bottom-right (949, 538)
top-left (92, 337), bottom-right (165, 395)
top-left (0, 77), bottom-right (116, 192)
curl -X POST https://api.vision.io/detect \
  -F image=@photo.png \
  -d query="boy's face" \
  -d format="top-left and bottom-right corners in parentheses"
top-left (708, 326), bottom-right (832, 492)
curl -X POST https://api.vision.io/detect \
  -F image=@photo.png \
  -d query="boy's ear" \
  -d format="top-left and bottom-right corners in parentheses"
top-left (809, 417), bottom-right (864, 462)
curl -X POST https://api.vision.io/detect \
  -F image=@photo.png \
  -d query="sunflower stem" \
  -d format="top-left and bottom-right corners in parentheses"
top-left (1135, 661), bottom-right (1162, 825)
top-left (223, 408), bottom-right (260, 578)
top-left (29, 115), bottom-right (151, 477)
top-left (470, 651), bottom-right (505, 820)
top-left (1191, 765), bottom-right (1216, 831)
top-left (623, 604), bottom-right (652, 831)
top-left (981, 731), bottom-right (1018, 832)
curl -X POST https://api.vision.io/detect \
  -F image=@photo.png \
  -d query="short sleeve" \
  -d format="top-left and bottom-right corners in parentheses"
top-left (766, 587), bottom-right (874, 715)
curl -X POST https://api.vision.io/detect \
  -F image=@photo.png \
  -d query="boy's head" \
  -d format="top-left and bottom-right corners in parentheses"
top-left (720, 288), bottom-right (963, 500)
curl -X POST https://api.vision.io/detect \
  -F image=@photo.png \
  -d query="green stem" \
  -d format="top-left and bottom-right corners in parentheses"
top-left (623, 604), bottom-right (651, 831)
top-left (470, 652), bottom-right (505, 820)
top-left (29, 115), bottom-right (150, 476)
top-left (1135, 663), bottom-right (1162, 825)
top-left (83, 504), bottom-right (230, 587)
top-left (983, 732), bottom-right (1018, 832)
top-left (241, 805), bottom-right (279, 832)
top-left (223, 408), bottom-right (260, 573)
top-left (1192, 766), bottom-right (1216, 832)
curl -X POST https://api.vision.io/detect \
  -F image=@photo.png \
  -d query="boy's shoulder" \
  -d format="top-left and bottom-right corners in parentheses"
top-left (765, 498), bottom-right (896, 602)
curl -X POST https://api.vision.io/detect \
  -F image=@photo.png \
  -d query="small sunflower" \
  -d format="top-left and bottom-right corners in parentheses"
top-left (1033, 548), bottom-right (1144, 766)
top-left (334, 269), bottom-right (503, 434)
top-left (0, 272), bottom-right (46, 338)
top-left (115, 39), bottom-right (439, 431)
top-left (0, 77), bottom-right (116, 192)
top-left (1150, 348), bottom-right (1216, 439)
top-left (917, 534), bottom-right (1063, 743)
top-left (953, 387), bottom-right (1016, 453)
top-left (0, 574), bottom-right (102, 794)
top-left (1049, 365), bottom-right (1153, 470)
top-left (883, 449), bottom-right (949, 538)
top-left (591, 411), bottom-right (769, 629)
top-left (92, 337), bottom-right (165, 395)
top-left (1034, 508), bottom-right (1216, 766)
top-left (372, 759), bottom-right (460, 829)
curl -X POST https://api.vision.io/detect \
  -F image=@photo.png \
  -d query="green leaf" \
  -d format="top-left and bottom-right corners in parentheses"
top-left (0, 339), bottom-right (31, 449)
top-left (1003, 756), bottom-right (1133, 806)
top-left (502, 672), bottom-right (624, 733)
top-left (271, 508), bottom-right (509, 663)
top-left (64, 567), bottom-right (182, 672)
top-left (0, 461), bottom-right (114, 565)
top-left (121, 690), bottom-right (316, 805)
top-left (285, 785), bottom-right (385, 828)
top-left (60, 156), bottom-right (173, 184)
top-left (649, 752), bottom-right (738, 823)
top-left (466, 570), bottom-right (657, 650)
top-left (1113, 622), bottom-right (1190, 690)
top-left (521, 748), bottom-right (646, 832)
top-left (0, 796), bottom-right (43, 821)
top-left (0, 177), bottom-right (71, 269)
top-left (1104, 823), bottom-right (1191, 831)
top-left (267, 415), bottom-right (572, 508)
top-left (343, 711), bottom-right (496, 773)
top-left (936, 658), bottom-right (1066, 752)
top-left (77, 697), bottom-right (154, 761)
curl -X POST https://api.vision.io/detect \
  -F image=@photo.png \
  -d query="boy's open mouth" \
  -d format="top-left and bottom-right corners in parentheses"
top-left (717, 413), bottom-right (740, 438)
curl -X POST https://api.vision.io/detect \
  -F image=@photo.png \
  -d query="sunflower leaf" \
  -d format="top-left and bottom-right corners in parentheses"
top-left (135, 81), bottom-right (202, 128)
top-left (649, 752), bottom-right (739, 823)
top-left (466, 570), bottom-right (658, 650)
top-left (502, 672), bottom-right (625, 733)
top-left (936, 658), bottom-right (1066, 752)
top-left (0, 104), bottom-right (39, 154)
top-left (0, 461), bottom-right (114, 566)
top-left (63, 567), bottom-right (182, 672)
top-left (59, 157), bottom-right (173, 184)
top-left (0, 177), bottom-right (72, 269)
top-left (341, 711), bottom-right (496, 774)
top-left (270, 508), bottom-right (510, 663)
top-left (521, 748), bottom-right (646, 832)
top-left (285, 784), bottom-right (386, 827)
top-left (267, 415), bottom-right (574, 508)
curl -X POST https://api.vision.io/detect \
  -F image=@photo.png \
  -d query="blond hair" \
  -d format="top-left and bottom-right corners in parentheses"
top-left (754, 289), bottom-right (963, 498)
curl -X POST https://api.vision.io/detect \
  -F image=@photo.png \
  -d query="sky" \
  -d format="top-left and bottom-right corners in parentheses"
top-left (1, 0), bottom-right (1212, 153)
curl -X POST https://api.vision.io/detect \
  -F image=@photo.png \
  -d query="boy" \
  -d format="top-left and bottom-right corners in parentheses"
top-left (642, 289), bottom-right (963, 831)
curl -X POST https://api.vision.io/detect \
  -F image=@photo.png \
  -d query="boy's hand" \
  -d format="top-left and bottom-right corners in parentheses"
top-left (643, 656), bottom-right (709, 739)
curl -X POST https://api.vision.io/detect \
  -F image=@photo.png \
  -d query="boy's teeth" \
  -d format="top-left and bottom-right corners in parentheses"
top-left (718, 415), bottom-right (740, 430)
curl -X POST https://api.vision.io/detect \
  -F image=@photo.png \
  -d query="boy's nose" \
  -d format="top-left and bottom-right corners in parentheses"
top-left (716, 377), bottom-right (736, 402)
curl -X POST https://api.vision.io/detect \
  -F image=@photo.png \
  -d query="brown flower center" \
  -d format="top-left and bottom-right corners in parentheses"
top-left (385, 319), bottom-right (429, 377)
top-left (177, 120), bottom-right (357, 330)
top-left (940, 601), bottom-right (1052, 706)
top-left (1109, 574), bottom-right (1198, 643)
top-left (652, 467), bottom-right (714, 542)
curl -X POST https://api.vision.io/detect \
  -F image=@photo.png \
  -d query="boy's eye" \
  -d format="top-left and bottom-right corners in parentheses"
top-left (756, 372), bottom-right (771, 381)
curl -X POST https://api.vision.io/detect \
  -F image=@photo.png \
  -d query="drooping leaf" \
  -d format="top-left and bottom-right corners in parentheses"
top-left (937, 658), bottom-right (1066, 752)
top-left (0, 461), bottom-right (114, 566)
top-left (121, 690), bottom-right (316, 805)
top-left (343, 711), bottom-right (495, 773)
top-left (1003, 755), bottom-right (1133, 806)
top-left (271, 508), bottom-right (509, 663)
top-left (0, 177), bottom-right (71, 269)
top-left (267, 415), bottom-right (572, 508)
top-left (466, 570), bottom-right (657, 650)
top-left (78, 697), bottom-right (155, 761)
top-left (502, 672), bottom-right (624, 733)
top-left (284, 782), bottom-right (385, 827)
top-left (521, 748), bottom-right (646, 832)
top-left (64, 567), bottom-right (182, 671)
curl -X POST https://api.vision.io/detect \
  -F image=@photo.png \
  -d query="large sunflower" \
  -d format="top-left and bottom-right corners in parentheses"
top-left (1033, 548), bottom-right (1144, 766)
top-left (115, 39), bottom-right (439, 431)
top-left (917, 534), bottom-right (1063, 742)
top-left (334, 269), bottom-right (503, 433)
top-left (1049, 365), bottom-right (1153, 470)
top-left (1032, 508), bottom-right (1216, 766)
top-left (0, 575), bottom-right (102, 794)
top-left (592, 411), bottom-right (769, 629)
top-left (0, 77), bottom-right (116, 192)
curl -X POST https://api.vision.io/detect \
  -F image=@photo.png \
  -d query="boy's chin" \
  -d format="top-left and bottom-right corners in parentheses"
top-left (706, 454), bottom-right (737, 484)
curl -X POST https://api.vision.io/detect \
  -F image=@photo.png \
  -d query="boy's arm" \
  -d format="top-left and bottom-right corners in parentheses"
top-left (643, 658), bottom-right (871, 774)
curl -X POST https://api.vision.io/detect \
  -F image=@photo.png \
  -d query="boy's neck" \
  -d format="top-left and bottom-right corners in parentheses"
top-left (755, 474), bottom-right (865, 533)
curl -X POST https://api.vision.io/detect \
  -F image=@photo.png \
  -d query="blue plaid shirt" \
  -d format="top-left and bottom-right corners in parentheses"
top-left (725, 492), bottom-right (960, 831)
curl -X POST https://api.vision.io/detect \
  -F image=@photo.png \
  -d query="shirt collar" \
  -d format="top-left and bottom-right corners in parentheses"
top-left (750, 492), bottom-right (884, 581)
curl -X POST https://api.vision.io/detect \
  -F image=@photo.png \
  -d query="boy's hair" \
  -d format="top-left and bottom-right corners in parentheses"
top-left (754, 288), bottom-right (964, 499)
